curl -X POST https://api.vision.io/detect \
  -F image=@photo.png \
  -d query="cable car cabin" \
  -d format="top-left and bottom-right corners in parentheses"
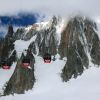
top-left (43, 53), bottom-right (51, 63)
top-left (22, 58), bottom-right (31, 68)
top-left (2, 60), bottom-right (10, 70)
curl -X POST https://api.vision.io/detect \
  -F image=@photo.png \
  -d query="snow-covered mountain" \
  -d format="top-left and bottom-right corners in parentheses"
top-left (0, 15), bottom-right (100, 100)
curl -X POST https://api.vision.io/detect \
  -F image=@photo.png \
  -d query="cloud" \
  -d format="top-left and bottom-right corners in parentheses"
top-left (0, 0), bottom-right (100, 20)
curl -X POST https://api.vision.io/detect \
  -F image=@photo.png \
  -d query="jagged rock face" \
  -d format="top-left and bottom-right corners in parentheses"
top-left (34, 17), bottom-right (59, 56)
top-left (37, 27), bottom-right (58, 56)
top-left (14, 27), bottom-right (37, 41)
top-left (0, 26), bottom-right (16, 68)
top-left (84, 18), bottom-right (100, 65)
top-left (2, 26), bottom-right (14, 57)
top-left (14, 16), bottom-right (59, 56)
top-left (0, 38), bottom-right (4, 67)
top-left (60, 16), bottom-right (100, 81)
top-left (4, 48), bottom-right (35, 95)
top-left (14, 28), bottom-right (25, 40)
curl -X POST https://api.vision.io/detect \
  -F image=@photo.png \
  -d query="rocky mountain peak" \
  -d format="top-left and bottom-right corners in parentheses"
top-left (59, 16), bottom-right (100, 81)
top-left (1, 15), bottom-right (100, 95)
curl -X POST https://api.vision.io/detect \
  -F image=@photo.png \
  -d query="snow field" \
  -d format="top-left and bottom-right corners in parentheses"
top-left (0, 56), bottom-right (100, 100)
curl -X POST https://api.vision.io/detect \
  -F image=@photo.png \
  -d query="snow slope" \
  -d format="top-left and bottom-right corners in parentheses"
top-left (0, 56), bottom-right (100, 100)
top-left (0, 63), bottom-right (16, 95)
top-left (14, 35), bottom-right (37, 58)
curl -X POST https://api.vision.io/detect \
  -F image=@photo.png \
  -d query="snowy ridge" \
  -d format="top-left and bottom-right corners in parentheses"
top-left (35, 21), bottom-right (51, 31)
top-left (23, 25), bottom-right (32, 37)
top-left (15, 16), bottom-right (66, 57)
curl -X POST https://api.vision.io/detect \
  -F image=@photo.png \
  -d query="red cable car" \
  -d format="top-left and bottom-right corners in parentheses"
top-left (3, 65), bottom-right (10, 69)
top-left (2, 60), bottom-right (10, 70)
top-left (22, 58), bottom-right (31, 69)
top-left (43, 53), bottom-right (51, 63)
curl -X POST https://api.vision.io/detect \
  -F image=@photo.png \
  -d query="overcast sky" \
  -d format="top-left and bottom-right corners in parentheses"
top-left (0, 0), bottom-right (100, 20)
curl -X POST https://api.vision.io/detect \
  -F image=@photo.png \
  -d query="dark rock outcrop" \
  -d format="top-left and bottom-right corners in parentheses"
top-left (0, 26), bottom-right (16, 68)
top-left (84, 18), bottom-right (100, 65)
top-left (60, 16), bottom-right (100, 81)
top-left (4, 48), bottom-right (35, 95)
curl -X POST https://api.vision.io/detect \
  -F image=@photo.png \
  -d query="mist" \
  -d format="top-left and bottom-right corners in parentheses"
top-left (0, 0), bottom-right (100, 21)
